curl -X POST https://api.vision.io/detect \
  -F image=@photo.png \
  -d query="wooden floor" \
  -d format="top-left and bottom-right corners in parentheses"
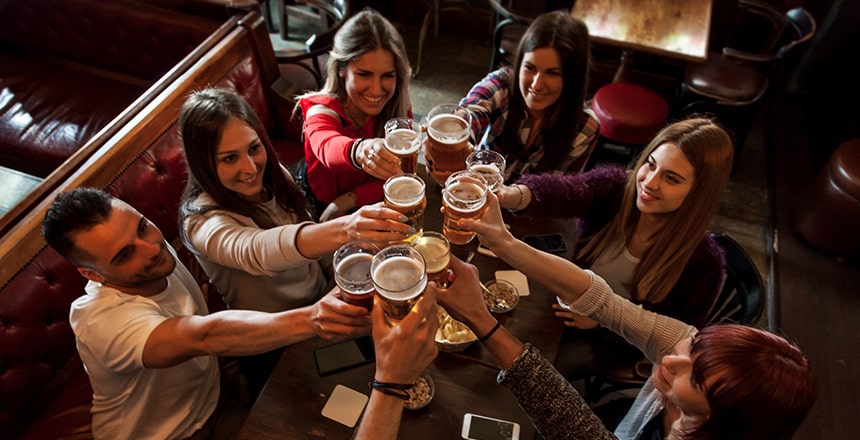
top-left (767, 93), bottom-right (860, 440)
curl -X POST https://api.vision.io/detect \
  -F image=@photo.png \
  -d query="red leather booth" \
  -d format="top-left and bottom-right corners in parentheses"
top-left (0, 11), bottom-right (301, 439)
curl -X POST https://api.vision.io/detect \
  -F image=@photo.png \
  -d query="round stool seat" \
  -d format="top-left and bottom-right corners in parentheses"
top-left (592, 82), bottom-right (669, 145)
top-left (797, 139), bottom-right (860, 257)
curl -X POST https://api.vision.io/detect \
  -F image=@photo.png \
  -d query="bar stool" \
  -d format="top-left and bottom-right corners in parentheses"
top-left (588, 82), bottom-right (669, 166)
top-left (796, 139), bottom-right (860, 258)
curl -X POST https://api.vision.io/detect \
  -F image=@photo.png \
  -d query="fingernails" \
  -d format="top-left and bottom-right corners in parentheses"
top-left (399, 214), bottom-right (408, 222)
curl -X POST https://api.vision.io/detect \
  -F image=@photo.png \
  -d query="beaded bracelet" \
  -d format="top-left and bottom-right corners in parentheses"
top-left (478, 321), bottom-right (502, 343)
top-left (369, 379), bottom-right (413, 400)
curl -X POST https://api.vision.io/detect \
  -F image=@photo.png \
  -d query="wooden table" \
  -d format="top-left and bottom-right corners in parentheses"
top-left (572, 0), bottom-right (713, 81)
top-left (237, 168), bottom-right (574, 439)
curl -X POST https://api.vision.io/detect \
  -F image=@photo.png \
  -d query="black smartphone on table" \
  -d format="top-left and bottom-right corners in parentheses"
top-left (522, 233), bottom-right (568, 254)
top-left (314, 336), bottom-right (375, 376)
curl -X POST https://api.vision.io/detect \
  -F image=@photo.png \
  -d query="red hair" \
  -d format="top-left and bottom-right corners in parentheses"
top-left (686, 324), bottom-right (816, 440)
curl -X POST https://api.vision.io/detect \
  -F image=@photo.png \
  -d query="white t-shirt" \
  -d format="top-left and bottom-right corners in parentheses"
top-left (589, 246), bottom-right (640, 300)
top-left (69, 247), bottom-right (220, 440)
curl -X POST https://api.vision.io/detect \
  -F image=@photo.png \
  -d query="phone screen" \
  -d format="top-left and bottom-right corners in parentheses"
top-left (522, 233), bottom-right (567, 254)
top-left (463, 414), bottom-right (519, 440)
top-left (314, 336), bottom-right (375, 376)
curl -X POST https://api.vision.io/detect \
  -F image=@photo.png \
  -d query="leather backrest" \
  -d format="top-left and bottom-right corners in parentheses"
top-left (0, 0), bottom-right (220, 80)
top-left (0, 11), bottom-right (279, 434)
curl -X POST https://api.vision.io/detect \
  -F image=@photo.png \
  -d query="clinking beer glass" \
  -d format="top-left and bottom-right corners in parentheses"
top-left (333, 241), bottom-right (379, 310)
top-left (383, 117), bottom-right (422, 174)
top-left (466, 149), bottom-right (506, 192)
top-left (411, 231), bottom-right (454, 289)
top-left (383, 173), bottom-right (426, 243)
top-left (442, 170), bottom-right (489, 245)
top-left (423, 104), bottom-right (473, 186)
top-left (371, 245), bottom-right (428, 326)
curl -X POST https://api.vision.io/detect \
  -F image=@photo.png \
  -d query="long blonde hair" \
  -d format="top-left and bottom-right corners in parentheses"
top-left (297, 9), bottom-right (412, 138)
top-left (577, 118), bottom-right (733, 304)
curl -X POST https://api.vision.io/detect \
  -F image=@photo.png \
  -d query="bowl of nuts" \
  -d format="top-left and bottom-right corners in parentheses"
top-left (404, 371), bottom-right (435, 410)
top-left (435, 306), bottom-right (477, 352)
top-left (482, 279), bottom-right (519, 313)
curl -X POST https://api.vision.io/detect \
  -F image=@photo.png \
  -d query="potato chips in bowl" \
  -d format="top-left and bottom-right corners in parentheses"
top-left (434, 305), bottom-right (477, 352)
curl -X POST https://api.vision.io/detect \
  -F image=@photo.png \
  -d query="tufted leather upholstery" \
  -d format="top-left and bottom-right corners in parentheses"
top-left (0, 10), bottom-right (295, 438)
top-left (0, 0), bottom-right (220, 178)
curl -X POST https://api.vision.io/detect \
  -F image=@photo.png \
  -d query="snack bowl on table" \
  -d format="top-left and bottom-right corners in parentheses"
top-left (404, 371), bottom-right (435, 410)
top-left (482, 279), bottom-right (519, 313)
top-left (434, 305), bottom-right (477, 352)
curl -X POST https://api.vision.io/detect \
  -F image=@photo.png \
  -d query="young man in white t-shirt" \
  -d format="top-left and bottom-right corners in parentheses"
top-left (42, 188), bottom-right (375, 439)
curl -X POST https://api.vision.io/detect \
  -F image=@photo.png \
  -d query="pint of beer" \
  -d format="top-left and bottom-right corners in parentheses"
top-left (423, 104), bottom-right (473, 185)
top-left (411, 231), bottom-right (454, 288)
top-left (383, 173), bottom-right (426, 243)
top-left (466, 149), bottom-right (506, 192)
top-left (383, 118), bottom-right (422, 174)
top-left (333, 241), bottom-right (380, 310)
top-left (442, 171), bottom-right (488, 245)
top-left (371, 245), bottom-right (428, 326)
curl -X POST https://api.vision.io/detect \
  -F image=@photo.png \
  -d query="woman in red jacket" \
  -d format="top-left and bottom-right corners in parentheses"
top-left (298, 9), bottom-right (413, 220)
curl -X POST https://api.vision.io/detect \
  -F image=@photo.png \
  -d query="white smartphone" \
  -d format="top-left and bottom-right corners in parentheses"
top-left (461, 413), bottom-right (521, 440)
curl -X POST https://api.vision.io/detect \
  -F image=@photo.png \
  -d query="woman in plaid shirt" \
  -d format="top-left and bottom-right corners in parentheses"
top-left (460, 11), bottom-right (599, 182)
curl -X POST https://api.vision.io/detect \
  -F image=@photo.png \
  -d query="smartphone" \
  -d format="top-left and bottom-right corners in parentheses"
top-left (314, 336), bottom-right (375, 376)
top-left (522, 233), bottom-right (567, 254)
top-left (461, 413), bottom-right (521, 440)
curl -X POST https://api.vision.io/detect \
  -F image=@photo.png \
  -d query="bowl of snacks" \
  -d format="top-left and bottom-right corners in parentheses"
top-left (482, 279), bottom-right (519, 313)
top-left (404, 371), bottom-right (435, 410)
top-left (435, 306), bottom-right (477, 352)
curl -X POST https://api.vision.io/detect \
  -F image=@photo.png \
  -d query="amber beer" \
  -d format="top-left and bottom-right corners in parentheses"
top-left (383, 118), bottom-right (422, 174)
top-left (423, 104), bottom-right (473, 185)
top-left (383, 174), bottom-right (426, 242)
top-left (411, 232), bottom-right (454, 288)
top-left (333, 241), bottom-right (379, 310)
top-left (371, 246), bottom-right (428, 326)
top-left (442, 171), bottom-right (488, 245)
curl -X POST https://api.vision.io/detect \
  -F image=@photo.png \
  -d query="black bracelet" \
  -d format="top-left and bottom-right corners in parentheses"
top-left (349, 138), bottom-right (365, 169)
top-left (478, 321), bottom-right (502, 343)
top-left (369, 379), bottom-right (412, 400)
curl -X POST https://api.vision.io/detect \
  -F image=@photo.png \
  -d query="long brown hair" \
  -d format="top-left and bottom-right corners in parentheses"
top-left (297, 8), bottom-right (412, 138)
top-left (576, 118), bottom-right (733, 303)
top-left (499, 11), bottom-right (590, 170)
top-left (178, 88), bottom-right (312, 235)
top-left (686, 324), bottom-right (815, 439)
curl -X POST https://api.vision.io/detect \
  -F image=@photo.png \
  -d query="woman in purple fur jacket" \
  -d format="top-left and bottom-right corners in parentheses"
top-left (497, 118), bottom-right (733, 383)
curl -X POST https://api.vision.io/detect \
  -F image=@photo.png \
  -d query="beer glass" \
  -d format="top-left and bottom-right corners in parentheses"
top-left (465, 149), bottom-right (506, 192)
top-left (423, 104), bottom-right (473, 185)
top-left (383, 117), bottom-right (422, 174)
top-left (371, 245), bottom-right (428, 326)
top-left (411, 231), bottom-right (454, 289)
top-left (383, 173), bottom-right (426, 243)
top-left (442, 171), bottom-right (488, 245)
top-left (333, 241), bottom-right (379, 310)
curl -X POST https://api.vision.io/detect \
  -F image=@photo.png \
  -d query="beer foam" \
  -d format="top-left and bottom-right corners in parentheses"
top-left (384, 128), bottom-right (420, 154)
top-left (372, 256), bottom-right (426, 300)
top-left (335, 253), bottom-right (374, 293)
top-left (385, 176), bottom-right (425, 207)
top-left (443, 181), bottom-right (487, 212)
top-left (428, 114), bottom-right (469, 145)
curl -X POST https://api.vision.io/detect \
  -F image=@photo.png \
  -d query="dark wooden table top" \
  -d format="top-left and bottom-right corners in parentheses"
top-left (237, 167), bottom-right (574, 439)
top-left (572, 0), bottom-right (713, 62)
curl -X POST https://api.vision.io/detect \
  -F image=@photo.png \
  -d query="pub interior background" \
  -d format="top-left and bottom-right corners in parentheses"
top-left (0, 0), bottom-right (856, 438)
top-left (356, 1), bottom-right (860, 438)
